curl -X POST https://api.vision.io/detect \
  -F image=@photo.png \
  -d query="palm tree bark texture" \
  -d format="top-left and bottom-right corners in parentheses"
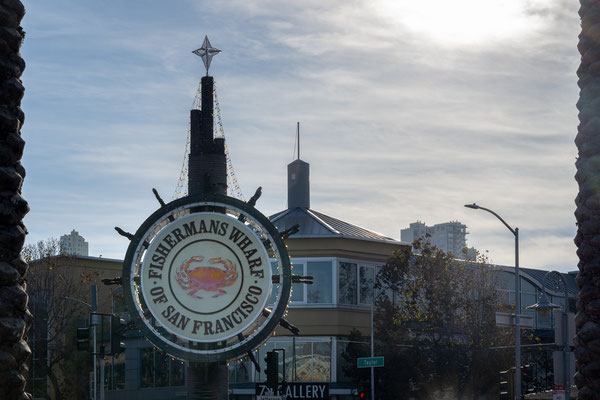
top-left (0, 0), bottom-right (31, 399)
top-left (576, 1), bottom-right (600, 399)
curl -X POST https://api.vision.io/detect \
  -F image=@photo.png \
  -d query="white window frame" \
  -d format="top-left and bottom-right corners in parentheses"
top-left (286, 257), bottom-right (336, 308)
top-left (335, 258), bottom-right (380, 309)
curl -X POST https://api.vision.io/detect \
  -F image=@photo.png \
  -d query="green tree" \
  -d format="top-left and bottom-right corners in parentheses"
top-left (575, 1), bottom-right (600, 399)
top-left (372, 239), bottom-right (509, 399)
top-left (340, 328), bottom-right (370, 389)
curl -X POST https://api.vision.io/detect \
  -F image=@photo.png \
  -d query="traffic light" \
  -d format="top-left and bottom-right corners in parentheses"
top-left (264, 351), bottom-right (278, 393)
top-left (76, 327), bottom-right (90, 352)
top-left (499, 369), bottom-right (512, 400)
top-left (110, 315), bottom-right (126, 355)
top-left (522, 364), bottom-right (534, 394)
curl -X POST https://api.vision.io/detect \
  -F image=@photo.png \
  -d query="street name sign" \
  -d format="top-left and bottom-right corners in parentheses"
top-left (357, 356), bottom-right (384, 368)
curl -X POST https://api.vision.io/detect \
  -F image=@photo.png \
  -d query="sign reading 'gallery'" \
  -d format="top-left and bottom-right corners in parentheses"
top-left (141, 213), bottom-right (271, 342)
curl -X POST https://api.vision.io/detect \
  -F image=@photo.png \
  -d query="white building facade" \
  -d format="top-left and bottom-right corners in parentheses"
top-left (59, 229), bottom-right (89, 256)
top-left (401, 220), bottom-right (470, 258)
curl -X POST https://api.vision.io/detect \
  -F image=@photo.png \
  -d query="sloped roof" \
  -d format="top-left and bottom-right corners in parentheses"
top-left (269, 207), bottom-right (402, 244)
top-left (519, 266), bottom-right (578, 296)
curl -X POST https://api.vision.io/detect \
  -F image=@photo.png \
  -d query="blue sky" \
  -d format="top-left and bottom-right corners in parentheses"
top-left (20, 0), bottom-right (580, 271)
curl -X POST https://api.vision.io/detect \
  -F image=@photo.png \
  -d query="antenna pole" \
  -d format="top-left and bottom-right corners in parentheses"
top-left (297, 122), bottom-right (300, 160)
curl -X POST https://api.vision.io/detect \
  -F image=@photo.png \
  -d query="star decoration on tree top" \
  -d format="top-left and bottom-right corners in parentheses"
top-left (193, 36), bottom-right (221, 76)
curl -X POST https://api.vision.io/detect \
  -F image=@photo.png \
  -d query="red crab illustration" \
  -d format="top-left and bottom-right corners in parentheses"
top-left (175, 255), bottom-right (238, 299)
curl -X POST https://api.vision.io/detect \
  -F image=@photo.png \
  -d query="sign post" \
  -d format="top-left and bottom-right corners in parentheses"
top-left (118, 37), bottom-right (295, 399)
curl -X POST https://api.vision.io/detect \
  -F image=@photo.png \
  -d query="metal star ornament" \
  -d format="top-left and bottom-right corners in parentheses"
top-left (193, 36), bottom-right (221, 76)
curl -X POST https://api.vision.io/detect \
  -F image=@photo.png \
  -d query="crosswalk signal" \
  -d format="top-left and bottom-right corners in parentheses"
top-left (264, 351), bottom-right (279, 392)
top-left (76, 327), bottom-right (90, 352)
top-left (110, 315), bottom-right (126, 355)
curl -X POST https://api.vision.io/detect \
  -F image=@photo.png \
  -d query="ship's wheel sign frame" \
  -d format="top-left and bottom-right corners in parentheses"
top-left (122, 194), bottom-right (292, 363)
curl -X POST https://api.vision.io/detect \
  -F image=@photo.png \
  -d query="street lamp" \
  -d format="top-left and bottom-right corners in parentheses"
top-left (526, 271), bottom-right (571, 400)
top-left (465, 203), bottom-right (522, 400)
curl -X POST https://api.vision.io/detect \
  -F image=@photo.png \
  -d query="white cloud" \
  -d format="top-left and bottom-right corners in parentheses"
top-left (17, 1), bottom-right (581, 271)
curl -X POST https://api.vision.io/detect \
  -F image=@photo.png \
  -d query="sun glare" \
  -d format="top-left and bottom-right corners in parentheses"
top-left (374, 0), bottom-right (545, 46)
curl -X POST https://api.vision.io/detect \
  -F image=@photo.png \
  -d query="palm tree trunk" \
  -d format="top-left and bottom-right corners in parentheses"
top-left (0, 0), bottom-right (31, 399)
top-left (575, 1), bottom-right (600, 399)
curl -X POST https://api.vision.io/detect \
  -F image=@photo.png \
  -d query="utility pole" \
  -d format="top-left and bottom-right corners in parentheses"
top-left (91, 285), bottom-right (98, 400)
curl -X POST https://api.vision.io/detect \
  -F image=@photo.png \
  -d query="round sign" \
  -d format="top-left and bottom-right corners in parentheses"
top-left (140, 213), bottom-right (271, 342)
top-left (122, 194), bottom-right (291, 362)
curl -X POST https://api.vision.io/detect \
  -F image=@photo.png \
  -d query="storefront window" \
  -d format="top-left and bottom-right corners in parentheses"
top-left (313, 342), bottom-right (331, 382)
top-left (280, 341), bottom-right (294, 381)
top-left (229, 357), bottom-right (252, 383)
top-left (257, 339), bottom-right (332, 383)
top-left (294, 342), bottom-right (313, 382)
top-left (140, 349), bottom-right (154, 388)
top-left (339, 262), bottom-right (357, 305)
top-left (171, 358), bottom-right (185, 386)
top-left (307, 262), bottom-right (332, 303)
top-left (155, 351), bottom-right (169, 387)
top-left (105, 353), bottom-right (125, 390)
top-left (140, 348), bottom-right (185, 388)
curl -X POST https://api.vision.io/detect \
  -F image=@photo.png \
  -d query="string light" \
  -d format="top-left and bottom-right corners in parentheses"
top-left (172, 81), bottom-right (245, 200)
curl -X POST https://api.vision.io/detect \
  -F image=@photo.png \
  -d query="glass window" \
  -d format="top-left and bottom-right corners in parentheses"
top-left (497, 290), bottom-right (510, 305)
top-left (171, 358), bottom-right (185, 386)
top-left (339, 262), bottom-right (357, 305)
top-left (294, 342), bottom-right (313, 382)
top-left (270, 262), bottom-right (305, 303)
top-left (155, 351), bottom-right (169, 387)
top-left (307, 262), bottom-right (332, 303)
top-left (359, 266), bottom-right (374, 305)
top-left (291, 263), bottom-right (305, 302)
top-left (229, 357), bottom-right (252, 383)
top-left (140, 348), bottom-right (185, 388)
top-left (499, 271), bottom-right (515, 291)
top-left (279, 341), bottom-right (294, 382)
top-left (313, 342), bottom-right (331, 382)
top-left (521, 278), bottom-right (537, 294)
top-left (521, 293), bottom-right (537, 313)
top-left (140, 348), bottom-right (154, 388)
top-left (256, 339), bottom-right (332, 383)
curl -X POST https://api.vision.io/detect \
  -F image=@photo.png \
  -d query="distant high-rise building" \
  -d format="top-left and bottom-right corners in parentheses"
top-left (59, 229), bottom-right (89, 256)
top-left (401, 220), bottom-right (471, 258)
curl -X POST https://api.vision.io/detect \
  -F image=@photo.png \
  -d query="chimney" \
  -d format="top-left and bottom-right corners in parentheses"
top-left (188, 75), bottom-right (227, 196)
top-left (287, 159), bottom-right (310, 209)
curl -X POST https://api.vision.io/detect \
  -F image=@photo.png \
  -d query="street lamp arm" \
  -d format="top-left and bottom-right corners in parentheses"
top-left (59, 296), bottom-right (92, 309)
top-left (475, 205), bottom-right (517, 236)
